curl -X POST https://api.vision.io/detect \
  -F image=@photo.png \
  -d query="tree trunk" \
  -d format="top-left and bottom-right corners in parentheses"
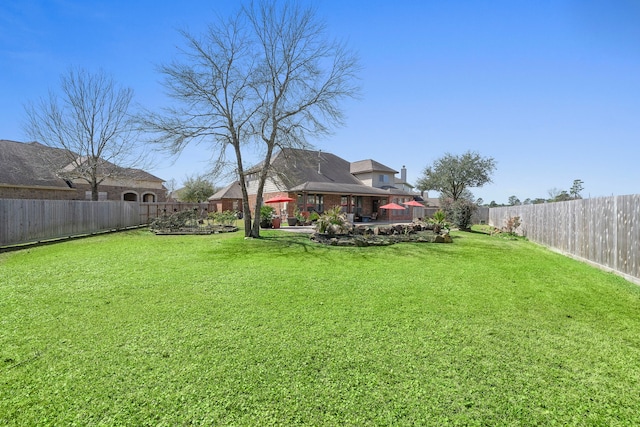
top-left (243, 211), bottom-right (253, 238)
top-left (91, 182), bottom-right (99, 201)
top-left (249, 197), bottom-right (262, 238)
top-left (250, 207), bottom-right (261, 238)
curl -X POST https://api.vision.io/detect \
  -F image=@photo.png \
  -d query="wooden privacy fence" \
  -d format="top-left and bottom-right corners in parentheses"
top-left (0, 199), bottom-right (142, 247)
top-left (489, 194), bottom-right (640, 284)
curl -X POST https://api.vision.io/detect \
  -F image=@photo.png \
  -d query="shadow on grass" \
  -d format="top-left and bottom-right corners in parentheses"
top-left (257, 232), bottom-right (315, 253)
top-left (450, 229), bottom-right (493, 239)
top-left (465, 229), bottom-right (492, 235)
top-left (257, 232), bottom-right (388, 262)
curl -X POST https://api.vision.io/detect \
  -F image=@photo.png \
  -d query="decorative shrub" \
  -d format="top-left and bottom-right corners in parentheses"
top-left (428, 210), bottom-right (450, 233)
top-left (503, 216), bottom-right (521, 234)
top-left (442, 198), bottom-right (477, 230)
top-left (260, 205), bottom-right (275, 221)
top-left (207, 210), bottom-right (238, 225)
top-left (315, 206), bottom-right (353, 236)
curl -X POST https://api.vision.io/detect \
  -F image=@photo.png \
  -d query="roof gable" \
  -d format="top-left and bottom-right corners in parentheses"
top-left (209, 181), bottom-right (243, 200)
top-left (268, 148), bottom-right (364, 187)
top-left (350, 159), bottom-right (398, 175)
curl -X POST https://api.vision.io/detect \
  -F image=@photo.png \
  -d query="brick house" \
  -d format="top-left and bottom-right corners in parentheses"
top-left (208, 181), bottom-right (243, 213)
top-left (0, 139), bottom-right (166, 202)
top-left (236, 148), bottom-right (422, 222)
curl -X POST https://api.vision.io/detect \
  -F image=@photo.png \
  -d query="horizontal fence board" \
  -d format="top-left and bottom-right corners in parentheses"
top-left (489, 194), bottom-right (640, 284)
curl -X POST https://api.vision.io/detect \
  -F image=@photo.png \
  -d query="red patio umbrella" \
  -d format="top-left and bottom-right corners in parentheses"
top-left (378, 202), bottom-right (406, 220)
top-left (264, 196), bottom-right (295, 204)
top-left (264, 196), bottom-right (295, 223)
top-left (403, 200), bottom-right (424, 219)
top-left (379, 202), bottom-right (406, 210)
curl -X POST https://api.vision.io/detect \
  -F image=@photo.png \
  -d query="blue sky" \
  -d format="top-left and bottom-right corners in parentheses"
top-left (2, 1), bottom-right (639, 204)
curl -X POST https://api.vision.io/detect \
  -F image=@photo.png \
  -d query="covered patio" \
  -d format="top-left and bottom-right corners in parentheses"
top-left (279, 182), bottom-right (420, 223)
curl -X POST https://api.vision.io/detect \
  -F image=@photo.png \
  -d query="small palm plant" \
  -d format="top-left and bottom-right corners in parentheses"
top-left (315, 206), bottom-right (353, 236)
top-left (428, 210), bottom-right (450, 233)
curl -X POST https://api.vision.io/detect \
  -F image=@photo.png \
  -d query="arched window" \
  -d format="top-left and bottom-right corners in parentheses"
top-left (142, 193), bottom-right (156, 202)
top-left (123, 192), bottom-right (138, 201)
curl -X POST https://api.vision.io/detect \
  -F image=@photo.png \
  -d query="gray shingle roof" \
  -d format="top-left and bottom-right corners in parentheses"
top-left (209, 181), bottom-right (243, 200)
top-left (0, 139), bottom-right (163, 188)
top-left (267, 148), bottom-right (365, 187)
top-left (350, 159), bottom-right (398, 175)
top-left (247, 148), bottom-right (415, 197)
top-left (0, 140), bottom-right (71, 188)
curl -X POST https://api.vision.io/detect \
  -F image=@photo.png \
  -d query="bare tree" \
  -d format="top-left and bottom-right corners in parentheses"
top-left (140, 1), bottom-right (359, 237)
top-left (547, 187), bottom-right (562, 201)
top-left (24, 68), bottom-right (144, 201)
top-left (165, 178), bottom-right (178, 201)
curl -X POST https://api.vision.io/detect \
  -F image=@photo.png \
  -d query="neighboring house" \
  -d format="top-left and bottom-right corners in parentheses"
top-left (166, 187), bottom-right (189, 202)
top-left (0, 139), bottom-right (166, 202)
top-left (238, 148), bottom-right (422, 222)
top-left (422, 197), bottom-right (441, 208)
top-left (208, 181), bottom-right (243, 213)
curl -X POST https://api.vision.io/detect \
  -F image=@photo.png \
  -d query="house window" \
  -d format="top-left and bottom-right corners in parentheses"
top-left (123, 192), bottom-right (138, 202)
top-left (355, 196), bottom-right (363, 215)
top-left (142, 193), bottom-right (156, 202)
top-left (378, 174), bottom-right (389, 183)
top-left (340, 195), bottom-right (354, 213)
top-left (305, 194), bottom-right (324, 213)
top-left (244, 173), bottom-right (258, 184)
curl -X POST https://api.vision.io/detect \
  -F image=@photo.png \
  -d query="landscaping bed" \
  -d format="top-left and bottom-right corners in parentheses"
top-left (311, 222), bottom-right (452, 246)
top-left (149, 209), bottom-right (239, 235)
top-left (153, 225), bottom-right (238, 235)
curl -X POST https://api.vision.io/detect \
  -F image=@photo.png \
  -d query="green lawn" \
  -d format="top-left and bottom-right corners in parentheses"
top-left (1, 228), bottom-right (639, 426)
